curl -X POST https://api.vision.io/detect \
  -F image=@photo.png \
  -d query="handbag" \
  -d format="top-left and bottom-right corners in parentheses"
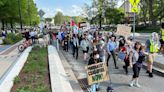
top-left (118, 52), bottom-right (126, 60)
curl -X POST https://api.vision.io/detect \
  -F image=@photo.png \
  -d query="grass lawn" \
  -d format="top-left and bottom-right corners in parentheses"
top-left (11, 46), bottom-right (51, 92)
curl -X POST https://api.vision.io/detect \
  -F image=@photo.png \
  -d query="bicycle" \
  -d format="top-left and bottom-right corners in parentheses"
top-left (18, 39), bottom-right (32, 52)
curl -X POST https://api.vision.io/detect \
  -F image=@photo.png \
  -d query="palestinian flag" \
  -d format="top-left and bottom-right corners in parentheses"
top-left (70, 17), bottom-right (76, 31)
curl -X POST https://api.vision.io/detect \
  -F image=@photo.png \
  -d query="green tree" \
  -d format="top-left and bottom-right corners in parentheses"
top-left (54, 11), bottom-right (63, 25)
top-left (139, 0), bottom-right (164, 26)
top-left (105, 7), bottom-right (124, 24)
top-left (73, 16), bottom-right (86, 24)
top-left (45, 18), bottom-right (52, 23)
top-left (0, 0), bottom-right (40, 30)
top-left (63, 16), bottom-right (71, 23)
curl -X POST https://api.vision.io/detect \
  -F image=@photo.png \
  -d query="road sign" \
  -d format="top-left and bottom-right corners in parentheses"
top-left (129, 0), bottom-right (140, 6)
top-left (131, 6), bottom-right (138, 12)
top-left (38, 9), bottom-right (45, 17)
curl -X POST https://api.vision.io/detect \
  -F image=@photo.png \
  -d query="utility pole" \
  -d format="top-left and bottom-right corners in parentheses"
top-left (18, 0), bottom-right (22, 30)
top-left (133, 12), bottom-right (136, 39)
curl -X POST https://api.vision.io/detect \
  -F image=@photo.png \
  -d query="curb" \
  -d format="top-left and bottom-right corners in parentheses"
top-left (48, 45), bottom-right (73, 92)
top-left (59, 51), bottom-right (83, 92)
top-left (0, 46), bottom-right (32, 92)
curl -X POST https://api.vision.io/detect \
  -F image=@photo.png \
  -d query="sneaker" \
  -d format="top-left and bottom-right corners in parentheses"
top-left (126, 72), bottom-right (129, 75)
top-left (134, 83), bottom-right (141, 88)
top-left (149, 73), bottom-right (153, 78)
top-left (146, 70), bottom-right (150, 73)
top-left (129, 83), bottom-right (133, 87)
top-left (96, 88), bottom-right (100, 91)
top-left (129, 81), bottom-right (134, 87)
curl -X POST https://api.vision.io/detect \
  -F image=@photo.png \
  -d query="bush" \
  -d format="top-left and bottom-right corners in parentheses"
top-left (135, 26), bottom-right (160, 33)
top-left (3, 38), bottom-right (14, 44)
top-left (3, 33), bottom-right (22, 45)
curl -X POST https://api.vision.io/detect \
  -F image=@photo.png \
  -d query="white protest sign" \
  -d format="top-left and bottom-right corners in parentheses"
top-left (116, 24), bottom-right (132, 36)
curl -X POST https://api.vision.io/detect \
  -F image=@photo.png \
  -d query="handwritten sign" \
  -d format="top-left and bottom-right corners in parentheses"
top-left (86, 62), bottom-right (109, 85)
top-left (116, 24), bottom-right (132, 36)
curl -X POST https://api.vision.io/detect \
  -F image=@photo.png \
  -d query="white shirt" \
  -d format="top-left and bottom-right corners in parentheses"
top-left (30, 31), bottom-right (35, 37)
top-left (80, 39), bottom-right (89, 50)
top-left (73, 37), bottom-right (79, 47)
top-left (73, 26), bottom-right (78, 34)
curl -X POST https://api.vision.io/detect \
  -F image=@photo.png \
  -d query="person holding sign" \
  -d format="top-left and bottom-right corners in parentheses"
top-left (88, 51), bottom-right (102, 92)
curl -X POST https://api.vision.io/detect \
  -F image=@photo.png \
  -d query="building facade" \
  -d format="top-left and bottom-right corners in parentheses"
top-left (120, 0), bottom-right (134, 24)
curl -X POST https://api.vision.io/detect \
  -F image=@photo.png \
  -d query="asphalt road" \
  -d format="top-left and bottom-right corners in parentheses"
top-left (61, 47), bottom-right (164, 92)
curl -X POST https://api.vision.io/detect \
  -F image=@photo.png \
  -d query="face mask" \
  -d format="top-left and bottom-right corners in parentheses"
top-left (94, 54), bottom-right (99, 59)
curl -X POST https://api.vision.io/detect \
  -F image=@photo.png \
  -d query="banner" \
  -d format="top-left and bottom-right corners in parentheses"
top-left (79, 22), bottom-right (87, 28)
top-left (116, 24), bottom-right (132, 36)
top-left (86, 62), bottom-right (109, 85)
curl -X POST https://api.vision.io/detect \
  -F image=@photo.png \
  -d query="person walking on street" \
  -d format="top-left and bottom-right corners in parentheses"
top-left (73, 34), bottom-right (80, 59)
top-left (129, 42), bottom-right (147, 88)
top-left (117, 36), bottom-right (130, 74)
top-left (80, 33), bottom-right (90, 61)
top-left (88, 51), bottom-right (102, 92)
top-left (97, 38), bottom-right (106, 62)
top-left (62, 35), bottom-right (69, 52)
top-left (145, 32), bottom-right (160, 77)
top-left (107, 36), bottom-right (119, 69)
top-left (25, 29), bottom-right (30, 41)
top-left (30, 30), bottom-right (35, 44)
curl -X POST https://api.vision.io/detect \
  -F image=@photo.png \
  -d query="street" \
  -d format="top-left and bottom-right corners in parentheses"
top-left (61, 48), bottom-right (164, 92)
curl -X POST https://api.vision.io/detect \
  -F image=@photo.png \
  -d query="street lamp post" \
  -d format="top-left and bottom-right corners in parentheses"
top-left (18, 0), bottom-right (22, 30)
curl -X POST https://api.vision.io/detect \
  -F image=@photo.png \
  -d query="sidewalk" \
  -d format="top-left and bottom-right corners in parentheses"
top-left (0, 45), bottom-right (12, 53)
top-left (61, 49), bottom-right (164, 92)
top-left (0, 45), bottom-right (21, 82)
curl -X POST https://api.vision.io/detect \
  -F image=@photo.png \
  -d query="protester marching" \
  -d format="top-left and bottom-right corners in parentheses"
top-left (52, 20), bottom-right (164, 92)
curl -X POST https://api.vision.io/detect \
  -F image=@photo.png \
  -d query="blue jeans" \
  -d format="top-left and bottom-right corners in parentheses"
top-left (88, 83), bottom-right (99, 92)
top-left (100, 55), bottom-right (105, 62)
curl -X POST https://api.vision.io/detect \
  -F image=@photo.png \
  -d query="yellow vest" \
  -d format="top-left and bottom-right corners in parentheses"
top-left (150, 39), bottom-right (158, 53)
top-left (161, 29), bottom-right (164, 41)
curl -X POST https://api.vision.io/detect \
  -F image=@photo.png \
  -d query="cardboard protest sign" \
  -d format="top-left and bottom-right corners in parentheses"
top-left (116, 24), bottom-right (132, 36)
top-left (86, 62), bottom-right (109, 85)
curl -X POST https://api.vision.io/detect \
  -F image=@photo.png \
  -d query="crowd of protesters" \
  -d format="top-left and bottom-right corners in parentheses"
top-left (21, 28), bottom-right (39, 45)
top-left (55, 23), bottom-right (164, 92)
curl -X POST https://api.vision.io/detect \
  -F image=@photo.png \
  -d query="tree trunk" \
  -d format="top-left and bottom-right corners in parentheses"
top-left (1, 20), bottom-right (5, 30)
top-left (152, 16), bottom-right (157, 26)
top-left (144, 19), bottom-right (147, 26)
top-left (99, 14), bottom-right (102, 30)
top-left (149, 0), bottom-right (157, 26)
top-left (10, 19), bottom-right (13, 29)
top-left (5, 21), bottom-right (7, 29)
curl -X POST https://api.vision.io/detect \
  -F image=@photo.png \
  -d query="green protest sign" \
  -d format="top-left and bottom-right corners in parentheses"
top-left (86, 62), bottom-right (109, 85)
